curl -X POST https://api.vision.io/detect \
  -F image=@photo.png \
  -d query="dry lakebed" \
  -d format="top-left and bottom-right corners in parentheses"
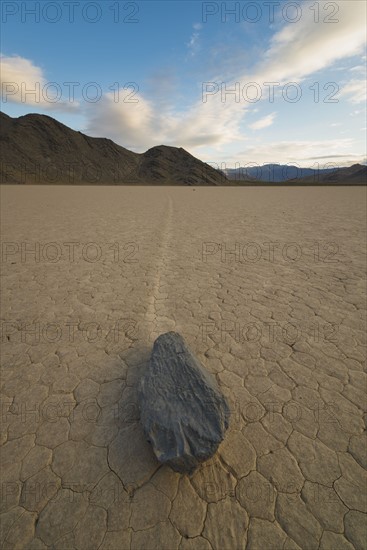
top-left (1, 185), bottom-right (366, 550)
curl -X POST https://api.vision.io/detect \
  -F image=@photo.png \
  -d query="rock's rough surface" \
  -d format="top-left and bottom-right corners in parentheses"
top-left (138, 332), bottom-right (230, 473)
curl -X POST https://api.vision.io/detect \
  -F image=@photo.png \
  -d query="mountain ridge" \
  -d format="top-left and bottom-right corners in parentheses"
top-left (0, 111), bottom-right (228, 185)
top-left (225, 162), bottom-right (367, 184)
top-left (1, 111), bottom-right (365, 185)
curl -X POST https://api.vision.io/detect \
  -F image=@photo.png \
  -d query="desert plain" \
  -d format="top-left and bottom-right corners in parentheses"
top-left (0, 184), bottom-right (366, 549)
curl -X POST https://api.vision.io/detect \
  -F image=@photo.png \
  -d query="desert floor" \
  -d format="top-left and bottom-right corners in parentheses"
top-left (1, 185), bottom-right (366, 550)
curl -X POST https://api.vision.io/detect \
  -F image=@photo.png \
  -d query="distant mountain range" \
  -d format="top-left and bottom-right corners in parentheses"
top-left (286, 163), bottom-right (367, 184)
top-left (225, 163), bottom-right (367, 184)
top-left (0, 111), bottom-right (365, 185)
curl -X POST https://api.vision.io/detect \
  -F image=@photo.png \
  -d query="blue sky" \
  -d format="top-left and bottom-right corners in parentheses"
top-left (1, 0), bottom-right (366, 168)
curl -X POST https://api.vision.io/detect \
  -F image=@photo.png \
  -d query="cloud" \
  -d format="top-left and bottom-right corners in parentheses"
top-left (89, 0), bottom-right (366, 154)
top-left (3, 0), bottom-right (365, 161)
top-left (186, 23), bottom-right (202, 57)
top-left (86, 92), bottom-right (155, 150)
top-left (349, 64), bottom-right (366, 74)
top-left (350, 108), bottom-right (366, 117)
top-left (85, 91), bottom-right (240, 151)
top-left (303, 154), bottom-right (362, 160)
top-left (249, 112), bottom-right (276, 130)
top-left (339, 79), bottom-right (367, 104)
top-left (0, 54), bottom-right (78, 111)
top-left (214, 138), bottom-right (362, 168)
top-left (252, 1), bottom-right (366, 84)
top-left (145, 68), bottom-right (179, 107)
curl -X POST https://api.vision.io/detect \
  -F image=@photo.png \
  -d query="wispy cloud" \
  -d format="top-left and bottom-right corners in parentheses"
top-left (222, 138), bottom-right (362, 168)
top-left (249, 112), bottom-right (276, 130)
top-left (339, 79), bottom-right (367, 104)
top-left (186, 23), bottom-right (202, 57)
top-left (349, 64), bottom-right (366, 74)
top-left (252, 1), bottom-right (366, 84)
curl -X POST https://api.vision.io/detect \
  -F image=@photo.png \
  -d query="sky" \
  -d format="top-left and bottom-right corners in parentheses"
top-left (1, 0), bottom-right (366, 169)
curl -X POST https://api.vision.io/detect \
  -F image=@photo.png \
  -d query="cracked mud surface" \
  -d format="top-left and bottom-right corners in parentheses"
top-left (1, 185), bottom-right (366, 550)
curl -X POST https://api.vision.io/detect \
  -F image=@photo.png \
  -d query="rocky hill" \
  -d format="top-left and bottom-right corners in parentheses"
top-left (1, 111), bottom-right (365, 185)
top-left (0, 112), bottom-right (227, 185)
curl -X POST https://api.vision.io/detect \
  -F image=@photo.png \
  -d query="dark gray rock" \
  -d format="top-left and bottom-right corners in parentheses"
top-left (138, 332), bottom-right (230, 474)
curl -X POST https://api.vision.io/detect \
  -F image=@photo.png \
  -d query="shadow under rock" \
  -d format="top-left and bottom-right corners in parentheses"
top-left (108, 342), bottom-right (161, 492)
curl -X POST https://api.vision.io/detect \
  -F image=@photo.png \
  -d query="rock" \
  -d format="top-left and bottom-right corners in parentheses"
top-left (138, 332), bottom-right (230, 474)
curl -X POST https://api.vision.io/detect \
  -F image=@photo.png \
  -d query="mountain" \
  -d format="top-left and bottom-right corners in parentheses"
top-left (137, 145), bottom-right (228, 185)
top-left (1, 112), bottom-right (365, 185)
top-left (0, 112), bottom-right (228, 185)
top-left (224, 164), bottom-right (331, 182)
top-left (287, 163), bottom-right (367, 184)
top-left (224, 163), bottom-right (366, 183)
